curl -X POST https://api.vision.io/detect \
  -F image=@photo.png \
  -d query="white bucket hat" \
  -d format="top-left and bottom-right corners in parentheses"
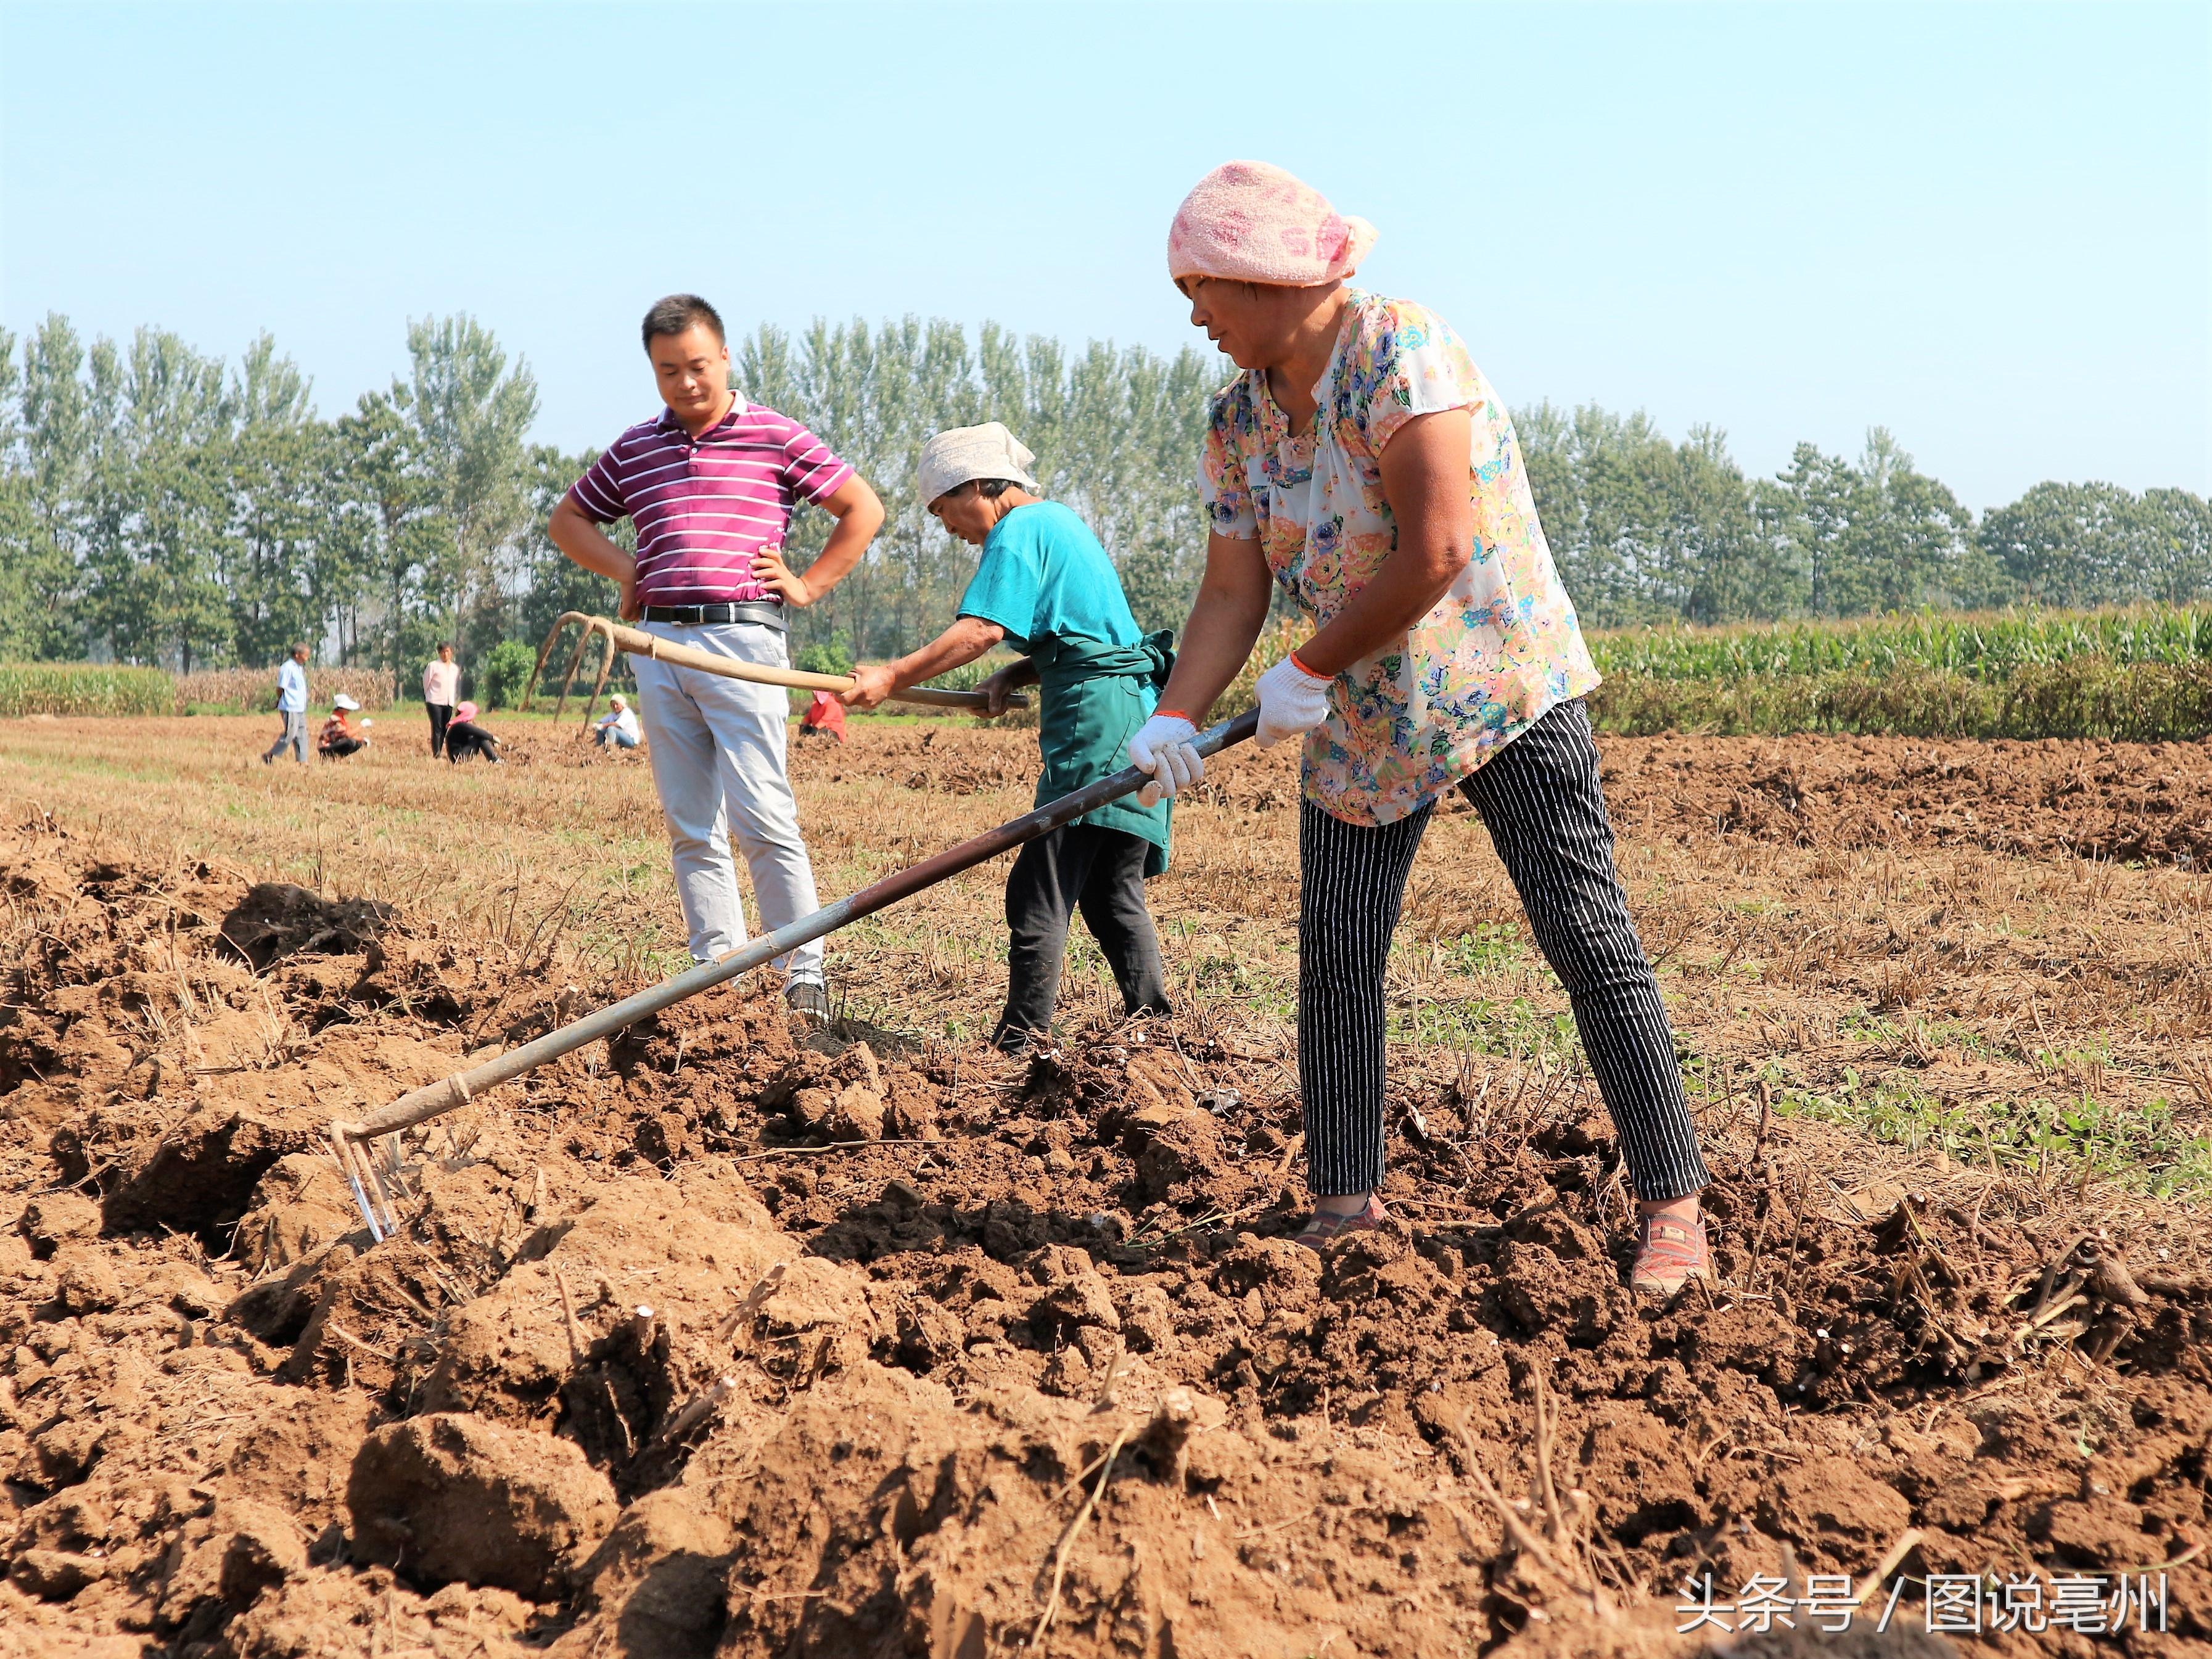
top-left (916, 421), bottom-right (1038, 507)
top-left (332, 693), bottom-right (360, 711)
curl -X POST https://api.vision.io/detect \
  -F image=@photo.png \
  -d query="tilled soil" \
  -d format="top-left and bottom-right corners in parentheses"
top-left (796, 724), bottom-right (2212, 868)
top-left (0, 830), bottom-right (2207, 1658)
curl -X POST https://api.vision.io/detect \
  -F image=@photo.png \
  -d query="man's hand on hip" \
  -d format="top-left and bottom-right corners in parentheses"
top-left (750, 547), bottom-right (813, 607)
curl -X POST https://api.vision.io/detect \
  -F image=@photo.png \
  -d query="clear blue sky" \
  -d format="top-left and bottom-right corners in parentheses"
top-left (3, 1), bottom-right (2205, 509)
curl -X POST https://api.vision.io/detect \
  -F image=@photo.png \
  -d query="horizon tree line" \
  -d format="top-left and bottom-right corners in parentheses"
top-left (0, 311), bottom-right (2203, 680)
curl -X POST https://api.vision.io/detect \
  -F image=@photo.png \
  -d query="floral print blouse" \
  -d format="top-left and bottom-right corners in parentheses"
top-left (1200, 290), bottom-right (1601, 826)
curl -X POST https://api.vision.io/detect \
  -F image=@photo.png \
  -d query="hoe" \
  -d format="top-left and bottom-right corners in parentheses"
top-left (525, 610), bottom-right (1026, 725)
top-left (329, 709), bottom-right (1260, 1240)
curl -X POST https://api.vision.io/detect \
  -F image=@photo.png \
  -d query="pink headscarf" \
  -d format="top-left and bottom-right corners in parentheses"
top-left (1167, 161), bottom-right (1378, 288)
top-left (455, 701), bottom-right (479, 723)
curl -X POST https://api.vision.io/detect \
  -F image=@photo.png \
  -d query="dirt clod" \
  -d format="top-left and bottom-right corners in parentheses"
top-left (2, 795), bottom-right (2208, 1657)
top-left (16, 1193), bottom-right (99, 1259)
top-left (216, 883), bottom-right (393, 971)
top-left (347, 1413), bottom-right (619, 1600)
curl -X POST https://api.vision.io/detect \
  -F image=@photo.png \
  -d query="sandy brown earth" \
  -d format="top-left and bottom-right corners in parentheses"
top-left (796, 725), bottom-right (2212, 871)
top-left (0, 791), bottom-right (2206, 1658)
top-left (1589, 733), bottom-right (2212, 870)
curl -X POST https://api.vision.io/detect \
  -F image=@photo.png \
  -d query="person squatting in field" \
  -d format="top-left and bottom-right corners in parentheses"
top-left (443, 702), bottom-right (502, 764)
top-left (548, 294), bottom-right (886, 1029)
top-left (798, 688), bottom-right (846, 742)
top-left (1127, 161), bottom-right (1712, 1295)
top-left (593, 694), bottom-right (643, 751)
top-left (318, 694), bottom-right (370, 759)
top-left (423, 643), bottom-right (460, 756)
top-left (842, 422), bottom-right (1176, 1054)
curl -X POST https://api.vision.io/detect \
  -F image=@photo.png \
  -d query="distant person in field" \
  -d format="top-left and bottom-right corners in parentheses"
top-left (422, 643), bottom-right (460, 756)
top-left (797, 688), bottom-right (845, 742)
top-left (844, 422), bottom-right (1174, 1053)
top-left (317, 694), bottom-right (370, 759)
top-left (592, 693), bottom-right (642, 751)
top-left (443, 701), bottom-right (503, 764)
top-left (548, 293), bottom-right (886, 1029)
top-left (260, 644), bottom-right (310, 766)
top-left (1127, 162), bottom-right (1712, 1293)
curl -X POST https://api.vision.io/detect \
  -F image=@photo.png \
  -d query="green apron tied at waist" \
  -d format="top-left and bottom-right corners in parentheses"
top-left (1026, 629), bottom-right (1175, 876)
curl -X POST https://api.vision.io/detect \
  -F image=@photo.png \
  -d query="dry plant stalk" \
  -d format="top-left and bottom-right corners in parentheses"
top-left (1455, 1372), bottom-right (1616, 1624)
top-left (1029, 1423), bottom-right (1132, 1650)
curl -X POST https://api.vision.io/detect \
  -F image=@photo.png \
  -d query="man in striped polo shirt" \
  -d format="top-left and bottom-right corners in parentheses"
top-left (549, 294), bottom-right (884, 1024)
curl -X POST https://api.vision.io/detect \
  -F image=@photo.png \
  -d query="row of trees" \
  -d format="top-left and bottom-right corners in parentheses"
top-left (1520, 406), bottom-right (2210, 627)
top-left (0, 310), bottom-right (2205, 676)
top-left (0, 314), bottom-right (578, 678)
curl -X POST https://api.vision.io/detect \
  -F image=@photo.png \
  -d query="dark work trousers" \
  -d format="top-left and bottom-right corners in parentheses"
top-left (426, 702), bottom-right (453, 756)
top-left (993, 823), bottom-right (1171, 1049)
top-left (443, 723), bottom-right (503, 764)
top-left (319, 736), bottom-right (365, 759)
top-left (1298, 698), bottom-right (1711, 1202)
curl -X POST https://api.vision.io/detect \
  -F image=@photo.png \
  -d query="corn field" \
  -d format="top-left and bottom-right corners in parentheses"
top-left (173, 666), bottom-right (397, 714)
top-left (0, 664), bottom-right (176, 718)
top-left (0, 662), bottom-right (398, 718)
top-left (1221, 608), bottom-right (2212, 743)
top-left (1585, 659), bottom-right (2212, 741)
top-left (1589, 604), bottom-right (2212, 681)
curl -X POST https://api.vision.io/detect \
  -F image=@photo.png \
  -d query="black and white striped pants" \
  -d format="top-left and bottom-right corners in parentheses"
top-left (1297, 698), bottom-right (1711, 1201)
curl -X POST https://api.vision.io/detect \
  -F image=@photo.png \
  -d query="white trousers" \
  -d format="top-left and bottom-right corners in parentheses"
top-left (631, 620), bottom-right (823, 984)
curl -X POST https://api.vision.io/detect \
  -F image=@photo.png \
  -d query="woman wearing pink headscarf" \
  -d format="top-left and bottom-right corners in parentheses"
top-left (442, 701), bottom-right (504, 764)
top-left (1126, 161), bottom-right (1710, 1296)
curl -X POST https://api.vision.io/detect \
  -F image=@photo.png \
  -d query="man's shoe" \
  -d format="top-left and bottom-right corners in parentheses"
top-left (1630, 1210), bottom-right (1711, 1300)
top-left (784, 980), bottom-right (832, 1029)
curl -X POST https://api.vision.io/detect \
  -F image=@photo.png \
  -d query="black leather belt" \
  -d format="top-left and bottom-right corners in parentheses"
top-left (639, 601), bottom-right (786, 632)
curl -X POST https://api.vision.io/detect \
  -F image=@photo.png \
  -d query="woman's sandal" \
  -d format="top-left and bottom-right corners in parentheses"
top-left (1292, 1195), bottom-right (1389, 1253)
top-left (1630, 1210), bottom-right (1711, 1299)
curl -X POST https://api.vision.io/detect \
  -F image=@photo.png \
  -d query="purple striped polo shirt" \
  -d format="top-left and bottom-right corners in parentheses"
top-left (566, 397), bottom-right (854, 606)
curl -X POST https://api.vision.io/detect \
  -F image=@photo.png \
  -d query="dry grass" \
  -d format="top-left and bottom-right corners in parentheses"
top-left (3, 709), bottom-right (2206, 1195)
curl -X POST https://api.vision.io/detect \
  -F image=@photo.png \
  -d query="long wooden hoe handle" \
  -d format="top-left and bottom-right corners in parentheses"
top-left (334, 708), bottom-right (1259, 1230)
top-left (529, 611), bottom-right (1026, 712)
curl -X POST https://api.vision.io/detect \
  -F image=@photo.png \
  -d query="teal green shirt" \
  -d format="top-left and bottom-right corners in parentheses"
top-left (958, 501), bottom-right (1172, 874)
top-left (956, 501), bottom-right (1143, 651)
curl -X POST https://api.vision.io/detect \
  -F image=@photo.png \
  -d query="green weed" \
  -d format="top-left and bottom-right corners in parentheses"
top-left (1758, 1062), bottom-right (2212, 1198)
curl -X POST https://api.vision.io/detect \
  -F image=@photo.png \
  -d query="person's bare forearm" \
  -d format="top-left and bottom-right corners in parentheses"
top-left (1296, 549), bottom-right (1466, 676)
top-left (1297, 409), bottom-right (1474, 677)
top-left (1156, 535), bottom-right (1273, 719)
top-left (548, 500), bottom-right (637, 586)
top-left (797, 477), bottom-right (885, 601)
top-left (885, 617), bottom-right (1005, 691)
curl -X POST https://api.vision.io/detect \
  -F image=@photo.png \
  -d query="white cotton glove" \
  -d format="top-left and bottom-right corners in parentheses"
top-left (1128, 712), bottom-right (1203, 808)
top-left (1254, 652), bottom-right (1333, 749)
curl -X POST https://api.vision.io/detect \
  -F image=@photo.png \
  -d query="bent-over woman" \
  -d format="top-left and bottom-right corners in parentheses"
top-left (1127, 161), bottom-right (1711, 1296)
top-left (845, 422), bottom-right (1174, 1053)
top-left (444, 701), bottom-right (503, 764)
